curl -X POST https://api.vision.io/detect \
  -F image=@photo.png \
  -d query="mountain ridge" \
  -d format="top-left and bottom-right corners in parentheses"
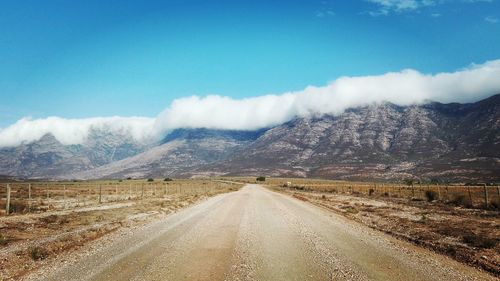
top-left (1, 94), bottom-right (499, 181)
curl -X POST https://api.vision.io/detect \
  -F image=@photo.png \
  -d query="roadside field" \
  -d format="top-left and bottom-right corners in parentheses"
top-left (0, 179), bottom-right (242, 280)
top-left (258, 177), bottom-right (499, 276)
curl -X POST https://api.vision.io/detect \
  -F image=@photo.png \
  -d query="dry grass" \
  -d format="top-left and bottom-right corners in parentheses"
top-left (261, 177), bottom-right (500, 277)
top-left (0, 179), bottom-right (242, 280)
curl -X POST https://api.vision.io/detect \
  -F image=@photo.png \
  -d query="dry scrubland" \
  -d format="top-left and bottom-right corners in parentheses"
top-left (0, 179), bottom-right (242, 280)
top-left (1, 177), bottom-right (499, 279)
top-left (237, 177), bottom-right (500, 276)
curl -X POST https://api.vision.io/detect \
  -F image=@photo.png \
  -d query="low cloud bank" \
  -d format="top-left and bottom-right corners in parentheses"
top-left (0, 117), bottom-right (155, 147)
top-left (1, 60), bottom-right (500, 147)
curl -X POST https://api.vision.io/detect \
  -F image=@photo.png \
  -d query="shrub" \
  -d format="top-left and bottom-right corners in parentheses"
top-left (147, 178), bottom-right (154, 182)
top-left (8, 201), bottom-right (28, 214)
top-left (164, 178), bottom-right (173, 182)
top-left (449, 194), bottom-right (472, 207)
top-left (256, 176), bottom-right (266, 182)
top-left (425, 190), bottom-right (438, 202)
top-left (126, 177), bottom-right (132, 180)
top-left (404, 178), bottom-right (414, 186)
top-left (0, 233), bottom-right (7, 246)
top-left (29, 246), bottom-right (49, 260)
top-left (490, 200), bottom-right (499, 210)
top-left (462, 234), bottom-right (497, 249)
top-left (368, 188), bottom-right (375, 196)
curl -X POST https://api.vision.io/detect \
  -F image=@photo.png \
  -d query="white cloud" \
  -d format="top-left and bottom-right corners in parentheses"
top-left (0, 116), bottom-right (156, 147)
top-left (485, 16), bottom-right (498, 23)
top-left (366, 0), bottom-right (495, 16)
top-left (366, 0), bottom-right (436, 15)
top-left (1, 60), bottom-right (500, 147)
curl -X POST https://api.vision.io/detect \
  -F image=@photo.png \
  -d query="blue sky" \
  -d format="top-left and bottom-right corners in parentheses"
top-left (0, 0), bottom-right (499, 127)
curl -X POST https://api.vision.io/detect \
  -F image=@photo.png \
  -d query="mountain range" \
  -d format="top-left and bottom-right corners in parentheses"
top-left (1, 94), bottom-right (499, 182)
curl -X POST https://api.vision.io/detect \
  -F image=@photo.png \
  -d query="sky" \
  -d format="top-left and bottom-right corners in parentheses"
top-left (0, 0), bottom-right (499, 145)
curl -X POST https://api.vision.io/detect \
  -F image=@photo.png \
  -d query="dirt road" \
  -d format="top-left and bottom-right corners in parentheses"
top-left (33, 185), bottom-right (496, 281)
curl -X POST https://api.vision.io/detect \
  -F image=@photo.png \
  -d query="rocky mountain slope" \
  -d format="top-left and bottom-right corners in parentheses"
top-left (1, 94), bottom-right (499, 181)
top-left (0, 129), bottom-right (150, 178)
top-left (69, 128), bottom-right (266, 179)
top-left (204, 94), bottom-right (500, 181)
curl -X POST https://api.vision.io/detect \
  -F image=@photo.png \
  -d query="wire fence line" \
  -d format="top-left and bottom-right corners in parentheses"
top-left (0, 180), bottom-right (240, 215)
top-left (272, 180), bottom-right (500, 209)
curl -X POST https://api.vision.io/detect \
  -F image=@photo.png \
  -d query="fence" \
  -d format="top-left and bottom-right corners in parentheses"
top-left (269, 179), bottom-right (500, 209)
top-left (0, 180), bottom-right (239, 215)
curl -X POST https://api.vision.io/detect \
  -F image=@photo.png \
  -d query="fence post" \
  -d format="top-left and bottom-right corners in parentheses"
top-left (483, 184), bottom-right (489, 209)
top-left (63, 184), bottom-right (67, 209)
top-left (28, 183), bottom-right (32, 212)
top-left (6, 184), bottom-right (11, 215)
top-left (467, 186), bottom-right (472, 206)
top-left (99, 184), bottom-right (102, 204)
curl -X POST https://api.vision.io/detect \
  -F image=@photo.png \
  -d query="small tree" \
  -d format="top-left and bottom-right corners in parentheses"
top-left (147, 178), bottom-right (154, 182)
top-left (256, 176), bottom-right (266, 182)
top-left (164, 178), bottom-right (173, 182)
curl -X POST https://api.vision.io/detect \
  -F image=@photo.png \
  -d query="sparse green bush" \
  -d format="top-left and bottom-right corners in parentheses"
top-left (29, 246), bottom-right (49, 260)
top-left (147, 178), bottom-right (154, 182)
top-left (164, 178), bottom-right (173, 182)
top-left (126, 177), bottom-right (132, 180)
top-left (256, 176), bottom-right (266, 182)
top-left (425, 190), bottom-right (438, 202)
top-left (0, 233), bottom-right (7, 246)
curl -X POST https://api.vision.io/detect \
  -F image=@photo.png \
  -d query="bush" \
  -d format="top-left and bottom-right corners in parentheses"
top-left (8, 201), bottom-right (28, 214)
top-left (490, 200), bottom-right (499, 210)
top-left (164, 178), bottom-right (173, 182)
top-left (126, 177), bottom-right (132, 180)
top-left (147, 178), bottom-right (154, 182)
top-left (29, 246), bottom-right (49, 260)
top-left (368, 188), bottom-right (375, 196)
top-left (449, 194), bottom-right (472, 207)
top-left (462, 234), bottom-right (497, 249)
top-left (425, 190), bottom-right (438, 202)
top-left (256, 176), bottom-right (266, 182)
top-left (0, 233), bottom-right (7, 246)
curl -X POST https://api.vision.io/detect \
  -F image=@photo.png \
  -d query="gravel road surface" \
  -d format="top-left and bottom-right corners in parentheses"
top-left (35, 184), bottom-right (496, 281)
